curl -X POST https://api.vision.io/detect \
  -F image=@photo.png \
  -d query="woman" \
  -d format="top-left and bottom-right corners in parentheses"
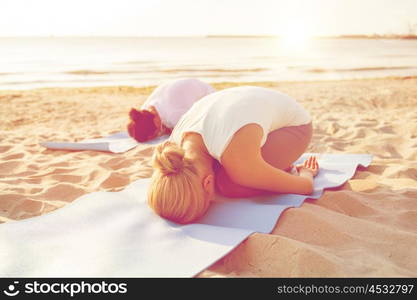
top-left (128, 78), bottom-right (215, 142)
top-left (148, 86), bottom-right (318, 224)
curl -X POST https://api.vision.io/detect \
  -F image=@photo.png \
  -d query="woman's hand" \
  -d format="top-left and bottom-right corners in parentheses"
top-left (161, 124), bottom-right (172, 135)
top-left (296, 156), bottom-right (319, 177)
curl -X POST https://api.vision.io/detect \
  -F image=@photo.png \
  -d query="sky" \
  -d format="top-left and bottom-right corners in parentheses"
top-left (0, 0), bottom-right (416, 37)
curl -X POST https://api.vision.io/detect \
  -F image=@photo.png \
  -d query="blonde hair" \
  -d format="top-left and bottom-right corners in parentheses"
top-left (148, 141), bottom-right (211, 224)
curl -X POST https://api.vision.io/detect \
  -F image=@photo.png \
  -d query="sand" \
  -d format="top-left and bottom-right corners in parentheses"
top-left (1, 77), bottom-right (417, 277)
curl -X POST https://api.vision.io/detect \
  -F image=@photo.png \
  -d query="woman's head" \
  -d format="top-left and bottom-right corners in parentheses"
top-left (148, 141), bottom-right (213, 224)
top-left (127, 108), bottom-right (159, 142)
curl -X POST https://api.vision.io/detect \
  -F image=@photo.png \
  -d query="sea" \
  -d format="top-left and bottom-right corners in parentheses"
top-left (1, 37), bottom-right (417, 90)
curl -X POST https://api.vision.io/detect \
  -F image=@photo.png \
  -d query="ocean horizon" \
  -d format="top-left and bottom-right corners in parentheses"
top-left (1, 36), bottom-right (417, 90)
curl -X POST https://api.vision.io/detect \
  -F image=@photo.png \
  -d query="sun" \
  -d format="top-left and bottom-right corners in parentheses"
top-left (280, 22), bottom-right (313, 50)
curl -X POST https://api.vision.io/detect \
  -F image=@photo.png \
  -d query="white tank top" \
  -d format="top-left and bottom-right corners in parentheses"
top-left (141, 78), bottom-right (215, 128)
top-left (170, 86), bottom-right (312, 161)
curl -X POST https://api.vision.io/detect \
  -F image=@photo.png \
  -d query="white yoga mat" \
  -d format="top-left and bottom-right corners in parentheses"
top-left (0, 153), bottom-right (372, 277)
top-left (40, 132), bottom-right (169, 153)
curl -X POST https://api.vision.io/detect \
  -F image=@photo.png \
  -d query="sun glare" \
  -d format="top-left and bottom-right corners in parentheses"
top-left (280, 22), bottom-right (313, 50)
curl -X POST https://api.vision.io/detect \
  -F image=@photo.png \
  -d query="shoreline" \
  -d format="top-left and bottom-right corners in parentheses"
top-left (1, 75), bottom-right (417, 95)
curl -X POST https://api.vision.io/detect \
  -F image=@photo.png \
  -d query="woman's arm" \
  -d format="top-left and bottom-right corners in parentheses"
top-left (220, 124), bottom-right (314, 195)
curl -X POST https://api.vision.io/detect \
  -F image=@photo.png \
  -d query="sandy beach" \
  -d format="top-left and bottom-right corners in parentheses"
top-left (1, 77), bottom-right (417, 277)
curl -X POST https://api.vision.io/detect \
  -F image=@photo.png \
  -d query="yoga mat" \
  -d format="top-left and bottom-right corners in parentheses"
top-left (0, 153), bottom-right (372, 277)
top-left (40, 132), bottom-right (169, 153)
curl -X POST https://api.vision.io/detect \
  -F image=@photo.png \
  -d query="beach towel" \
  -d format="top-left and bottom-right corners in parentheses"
top-left (0, 153), bottom-right (372, 277)
top-left (40, 132), bottom-right (169, 153)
